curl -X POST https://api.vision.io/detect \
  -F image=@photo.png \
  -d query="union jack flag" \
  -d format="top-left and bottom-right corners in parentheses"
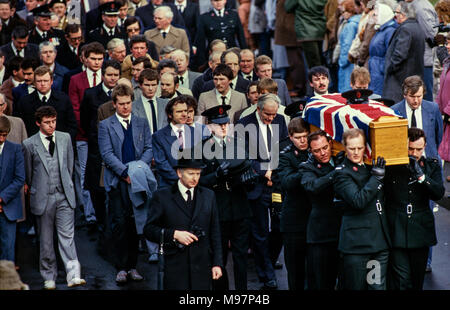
top-left (302, 93), bottom-right (401, 158)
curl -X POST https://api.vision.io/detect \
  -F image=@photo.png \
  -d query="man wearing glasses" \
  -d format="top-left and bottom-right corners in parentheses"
top-left (56, 24), bottom-right (84, 70)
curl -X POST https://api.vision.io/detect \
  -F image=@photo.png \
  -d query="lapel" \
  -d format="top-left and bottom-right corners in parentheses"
top-left (170, 183), bottom-right (192, 219)
top-left (0, 141), bottom-right (10, 183)
top-left (421, 101), bottom-right (430, 132)
top-left (110, 114), bottom-right (124, 143)
top-left (55, 132), bottom-right (65, 176)
top-left (131, 115), bottom-right (141, 152)
top-left (32, 133), bottom-right (50, 174)
top-left (162, 124), bottom-right (177, 147)
top-left (156, 97), bottom-right (168, 128)
top-left (132, 97), bottom-right (145, 118)
top-left (81, 71), bottom-right (89, 89)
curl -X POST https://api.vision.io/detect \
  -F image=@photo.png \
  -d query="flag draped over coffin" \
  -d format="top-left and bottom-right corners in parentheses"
top-left (302, 93), bottom-right (401, 158)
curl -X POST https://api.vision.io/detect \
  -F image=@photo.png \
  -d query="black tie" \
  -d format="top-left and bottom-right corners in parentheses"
top-left (148, 99), bottom-right (158, 133)
top-left (266, 125), bottom-right (272, 153)
top-left (42, 96), bottom-right (47, 104)
top-left (221, 96), bottom-right (226, 105)
top-left (177, 5), bottom-right (183, 13)
top-left (162, 32), bottom-right (167, 39)
top-left (46, 136), bottom-right (55, 156)
top-left (246, 75), bottom-right (252, 81)
top-left (411, 109), bottom-right (417, 128)
top-left (179, 76), bottom-right (184, 85)
top-left (230, 82), bottom-right (234, 89)
top-left (109, 29), bottom-right (113, 36)
top-left (186, 190), bottom-right (192, 208)
top-left (124, 119), bottom-right (130, 130)
top-left (42, 32), bottom-right (47, 40)
top-left (107, 89), bottom-right (112, 98)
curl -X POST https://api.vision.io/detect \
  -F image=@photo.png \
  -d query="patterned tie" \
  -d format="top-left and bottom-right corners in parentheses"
top-left (148, 99), bottom-right (158, 133)
top-left (411, 109), bottom-right (417, 128)
top-left (178, 129), bottom-right (184, 149)
top-left (46, 136), bottom-right (55, 156)
top-left (186, 190), bottom-right (192, 207)
top-left (221, 96), bottom-right (226, 105)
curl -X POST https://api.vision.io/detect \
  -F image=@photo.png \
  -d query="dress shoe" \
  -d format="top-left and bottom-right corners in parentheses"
top-left (273, 261), bottom-right (283, 270)
top-left (116, 270), bottom-right (128, 283)
top-left (128, 269), bottom-right (144, 281)
top-left (261, 279), bottom-right (278, 290)
top-left (68, 277), bottom-right (86, 288)
top-left (425, 265), bottom-right (432, 273)
top-left (148, 253), bottom-right (159, 263)
top-left (44, 280), bottom-right (56, 290)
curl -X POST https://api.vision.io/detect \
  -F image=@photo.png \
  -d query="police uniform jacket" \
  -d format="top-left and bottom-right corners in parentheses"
top-left (199, 135), bottom-right (252, 222)
top-left (194, 9), bottom-right (247, 65)
top-left (384, 157), bottom-right (444, 248)
top-left (143, 183), bottom-right (223, 290)
top-left (28, 27), bottom-right (66, 46)
top-left (86, 25), bottom-right (127, 48)
top-left (278, 144), bottom-right (311, 236)
top-left (333, 157), bottom-right (391, 254)
top-left (299, 155), bottom-right (343, 244)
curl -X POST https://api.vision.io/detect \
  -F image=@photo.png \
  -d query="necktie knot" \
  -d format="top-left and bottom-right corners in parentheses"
top-left (230, 82), bottom-right (234, 89)
top-left (162, 31), bottom-right (167, 39)
top-left (107, 89), bottom-right (112, 97)
top-left (411, 109), bottom-right (417, 128)
top-left (186, 189), bottom-right (192, 206)
top-left (124, 119), bottom-right (130, 129)
top-left (46, 135), bottom-right (55, 156)
top-left (42, 95), bottom-right (47, 103)
top-left (179, 76), bottom-right (184, 84)
top-left (42, 32), bottom-right (47, 39)
top-left (246, 75), bottom-right (252, 80)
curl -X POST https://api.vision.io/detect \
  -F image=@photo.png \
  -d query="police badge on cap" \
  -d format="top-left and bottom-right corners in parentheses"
top-left (100, 1), bottom-right (120, 15)
top-left (201, 105), bottom-right (232, 124)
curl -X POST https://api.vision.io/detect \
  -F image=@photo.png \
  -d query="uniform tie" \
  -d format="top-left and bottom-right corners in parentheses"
top-left (46, 136), bottom-right (55, 156)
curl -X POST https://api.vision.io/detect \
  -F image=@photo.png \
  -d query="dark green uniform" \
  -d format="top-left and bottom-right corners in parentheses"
top-left (299, 156), bottom-right (342, 290)
top-left (200, 135), bottom-right (252, 290)
top-left (278, 143), bottom-right (311, 290)
top-left (334, 158), bottom-right (391, 290)
top-left (384, 157), bottom-right (444, 290)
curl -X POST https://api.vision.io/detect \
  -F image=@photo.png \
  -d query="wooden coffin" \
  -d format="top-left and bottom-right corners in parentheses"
top-left (309, 116), bottom-right (409, 165)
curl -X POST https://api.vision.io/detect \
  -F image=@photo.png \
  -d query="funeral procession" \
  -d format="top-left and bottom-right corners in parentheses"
top-left (1, 0), bottom-right (450, 296)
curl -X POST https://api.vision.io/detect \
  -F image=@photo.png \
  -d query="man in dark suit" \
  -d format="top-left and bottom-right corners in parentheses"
top-left (174, 0), bottom-right (199, 42)
top-left (86, 2), bottom-right (127, 48)
top-left (135, 0), bottom-right (185, 31)
top-left (199, 104), bottom-right (254, 290)
top-left (98, 83), bottom-right (152, 284)
top-left (28, 4), bottom-right (66, 47)
top-left (38, 41), bottom-right (69, 91)
top-left (0, 25), bottom-right (39, 63)
top-left (143, 155), bottom-right (223, 290)
top-left (236, 93), bottom-right (288, 289)
top-left (152, 96), bottom-right (196, 188)
top-left (299, 130), bottom-right (343, 290)
top-left (334, 128), bottom-right (391, 290)
top-left (80, 60), bottom-right (120, 231)
top-left (384, 128), bottom-right (445, 290)
top-left (194, 0), bottom-right (247, 68)
top-left (56, 23), bottom-right (84, 70)
top-left (191, 49), bottom-right (222, 100)
top-left (12, 57), bottom-right (40, 109)
top-left (13, 65), bottom-right (77, 142)
top-left (0, 116), bottom-right (25, 263)
top-left (0, 0), bottom-right (27, 46)
top-left (239, 49), bottom-right (258, 82)
top-left (200, 49), bottom-right (250, 95)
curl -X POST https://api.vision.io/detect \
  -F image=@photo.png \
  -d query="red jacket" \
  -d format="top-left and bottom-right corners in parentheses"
top-left (68, 71), bottom-right (90, 141)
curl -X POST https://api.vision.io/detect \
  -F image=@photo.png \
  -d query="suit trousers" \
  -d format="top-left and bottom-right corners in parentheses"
top-left (107, 181), bottom-right (139, 271)
top-left (76, 141), bottom-right (96, 222)
top-left (36, 191), bottom-right (79, 281)
top-left (213, 219), bottom-right (250, 290)
top-left (249, 186), bottom-right (276, 283)
top-left (341, 249), bottom-right (389, 290)
top-left (282, 232), bottom-right (307, 290)
top-left (268, 211), bottom-right (283, 266)
top-left (306, 242), bottom-right (339, 290)
top-left (0, 212), bottom-right (16, 261)
top-left (388, 247), bottom-right (429, 290)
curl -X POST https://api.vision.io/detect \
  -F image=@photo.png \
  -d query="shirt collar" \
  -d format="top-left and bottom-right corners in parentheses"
top-left (215, 88), bottom-right (231, 98)
top-left (39, 130), bottom-right (54, 147)
top-left (176, 0), bottom-right (187, 7)
top-left (170, 122), bottom-right (184, 134)
top-left (160, 26), bottom-right (171, 34)
top-left (12, 78), bottom-right (22, 87)
top-left (11, 42), bottom-right (23, 57)
top-left (48, 63), bottom-right (55, 72)
top-left (405, 102), bottom-right (422, 114)
top-left (38, 90), bottom-right (51, 101)
top-left (230, 76), bottom-right (238, 88)
top-left (103, 24), bottom-right (115, 34)
top-left (178, 179), bottom-right (194, 200)
top-left (214, 8), bottom-right (224, 16)
top-left (35, 27), bottom-right (46, 37)
top-left (102, 82), bottom-right (111, 95)
top-left (115, 112), bottom-right (131, 123)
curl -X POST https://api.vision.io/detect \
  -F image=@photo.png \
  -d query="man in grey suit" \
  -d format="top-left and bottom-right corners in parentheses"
top-left (98, 83), bottom-right (153, 284)
top-left (22, 106), bottom-right (86, 290)
top-left (133, 68), bottom-right (169, 134)
top-left (170, 49), bottom-right (202, 90)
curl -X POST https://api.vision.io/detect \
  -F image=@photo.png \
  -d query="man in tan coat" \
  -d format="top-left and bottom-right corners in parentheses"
top-left (143, 6), bottom-right (190, 55)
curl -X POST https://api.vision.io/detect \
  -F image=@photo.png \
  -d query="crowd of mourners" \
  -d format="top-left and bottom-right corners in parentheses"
top-left (0, 0), bottom-right (449, 291)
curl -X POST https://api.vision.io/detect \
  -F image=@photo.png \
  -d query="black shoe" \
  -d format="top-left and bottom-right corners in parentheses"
top-left (273, 261), bottom-right (283, 270)
top-left (261, 279), bottom-right (278, 290)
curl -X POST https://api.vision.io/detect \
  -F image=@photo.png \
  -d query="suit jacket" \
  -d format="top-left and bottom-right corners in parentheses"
top-left (239, 70), bottom-right (259, 82)
top-left (52, 62), bottom-right (70, 91)
top-left (14, 90), bottom-right (78, 143)
top-left (0, 141), bottom-right (25, 221)
top-left (201, 75), bottom-right (250, 95)
top-left (144, 25), bottom-right (190, 55)
top-left (56, 41), bottom-right (83, 70)
top-left (68, 70), bottom-right (91, 141)
top-left (27, 27), bottom-right (66, 47)
top-left (198, 89), bottom-right (248, 122)
top-left (98, 100), bottom-right (116, 123)
top-left (84, 7), bottom-right (102, 35)
top-left (274, 78), bottom-right (292, 107)
top-left (22, 130), bottom-right (76, 215)
top-left (62, 66), bottom-right (83, 93)
top-left (0, 42), bottom-right (39, 63)
top-left (391, 99), bottom-right (443, 160)
top-left (132, 96), bottom-right (169, 133)
top-left (186, 70), bottom-right (202, 90)
top-left (127, 0), bottom-right (147, 16)
top-left (86, 25), bottom-right (128, 48)
top-left (191, 68), bottom-right (213, 100)
top-left (121, 54), bottom-right (159, 81)
top-left (98, 114), bottom-right (153, 192)
top-left (0, 77), bottom-right (17, 115)
top-left (135, 2), bottom-right (185, 31)
top-left (143, 183), bottom-right (222, 290)
top-left (179, 1), bottom-right (200, 41)
top-left (5, 116), bottom-right (28, 144)
top-left (0, 14), bottom-right (27, 46)
top-left (236, 111), bottom-right (288, 200)
top-left (152, 124), bottom-right (196, 188)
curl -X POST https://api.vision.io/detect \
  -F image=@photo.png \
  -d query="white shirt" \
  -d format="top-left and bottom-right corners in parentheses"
top-left (214, 8), bottom-right (224, 17)
top-left (103, 24), bottom-right (115, 36)
top-left (12, 78), bottom-right (22, 88)
top-left (102, 83), bottom-right (112, 97)
top-left (170, 122), bottom-right (185, 147)
top-left (243, 71), bottom-right (253, 81)
top-left (0, 142), bottom-right (4, 155)
top-left (86, 68), bottom-right (100, 88)
top-left (178, 180), bottom-right (194, 202)
top-left (27, 85), bottom-right (35, 94)
top-left (176, 0), bottom-right (187, 12)
top-left (314, 91), bottom-right (328, 96)
top-left (38, 90), bottom-right (51, 102)
top-left (11, 42), bottom-right (24, 57)
top-left (0, 66), bottom-right (5, 83)
top-left (179, 71), bottom-right (189, 88)
top-left (39, 130), bottom-right (54, 153)
top-left (230, 76), bottom-right (238, 90)
top-left (141, 95), bottom-right (158, 132)
top-left (255, 110), bottom-right (272, 157)
top-left (215, 88), bottom-right (231, 105)
top-left (405, 103), bottom-right (423, 130)
top-left (160, 26), bottom-right (171, 36)
top-left (48, 63), bottom-right (55, 73)
top-left (35, 27), bottom-right (47, 39)
top-left (116, 113), bottom-right (131, 129)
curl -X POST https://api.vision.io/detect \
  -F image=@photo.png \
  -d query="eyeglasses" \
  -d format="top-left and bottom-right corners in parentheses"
top-left (69, 36), bottom-right (82, 42)
top-left (0, 133), bottom-right (8, 137)
top-left (393, 11), bottom-right (403, 15)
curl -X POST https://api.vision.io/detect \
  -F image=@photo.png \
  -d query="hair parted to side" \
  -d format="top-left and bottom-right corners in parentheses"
top-left (342, 128), bottom-right (366, 146)
top-left (257, 93), bottom-right (280, 110)
top-left (350, 67), bottom-right (371, 85)
top-left (257, 78), bottom-right (278, 94)
top-left (34, 65), bottom-right (53, 79)
top-left (402, 75), bottom-right (426, 96)
top-left (35, 106), bottom-right (57, 124)
top-left (408, 127), bottom-right (427, 143)
top-left (288, 117), bottom-right (309, 136)
top-left (0, 115), bottom-right (11, 134)
top-left (112, 83), bottom-right (134, 103)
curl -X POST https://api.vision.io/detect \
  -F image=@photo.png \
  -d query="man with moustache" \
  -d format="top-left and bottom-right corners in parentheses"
top-left (307, 66), bottom-right (330, 97)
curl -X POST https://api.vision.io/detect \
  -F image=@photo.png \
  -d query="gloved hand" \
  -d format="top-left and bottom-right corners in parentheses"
top-left (240, 169), bottom-right (259, 185)
top-left (335, 151), bottom-right (346, 165)
top-left (408, 155), bottom-right (424, 180)
top-left (215, 161), bottom-right (230, 179)
top-left (371, 156), bottom-right (386, 180)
